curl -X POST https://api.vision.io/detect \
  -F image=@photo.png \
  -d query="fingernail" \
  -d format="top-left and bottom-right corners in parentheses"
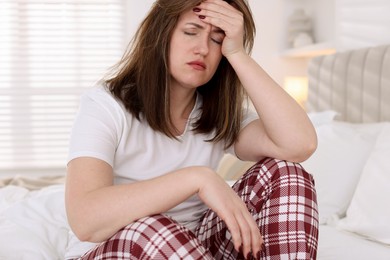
top-left (199, 15), bottom-right (206, 19)
top-left (239, 245), bottom-right (243, 253)
top-left (257, 251), bottom-right (261, 260)
top-left (193, 7), bottom-right (201, 12)
top-left (246, 252), bottom-right (251, 260)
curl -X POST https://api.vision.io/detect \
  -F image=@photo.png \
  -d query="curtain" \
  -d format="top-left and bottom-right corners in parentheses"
top-left (0, 0), bottom-right (125, 174)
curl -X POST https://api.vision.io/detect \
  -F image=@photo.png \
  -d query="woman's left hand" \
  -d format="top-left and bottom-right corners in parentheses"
top-left (195, 0), bottom-right (245, 58)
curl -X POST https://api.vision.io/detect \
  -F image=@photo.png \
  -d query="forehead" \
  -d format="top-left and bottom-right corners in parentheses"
top-left (176, 9), bottom-right (203, 27)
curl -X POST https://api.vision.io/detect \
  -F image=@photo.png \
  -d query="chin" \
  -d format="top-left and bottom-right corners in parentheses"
top-left (181, 79), bottom-right (210, 89)
top-left (171, 73), bottom-right (212, 89)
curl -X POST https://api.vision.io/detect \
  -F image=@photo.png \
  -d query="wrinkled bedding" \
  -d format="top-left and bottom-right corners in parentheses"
top-left (0, 178), bottom-right (68, 260)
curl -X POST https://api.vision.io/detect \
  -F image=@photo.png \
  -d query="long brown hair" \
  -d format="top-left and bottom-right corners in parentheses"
top-left (105, 0), bottom-right (256, 148)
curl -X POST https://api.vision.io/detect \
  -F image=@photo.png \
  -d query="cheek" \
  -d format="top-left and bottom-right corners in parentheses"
top-left (169, 36), bottom-right (188, 69)
top-left (168, 32), bottom-right (180, 61)
top-left (168, 45), bottom-right (181, 73)
top-left (170, 31), bottom-right (188, 53)
top-left (169, 47), bottom-right (184, 69)
top-left (209, 52), bottom-right (223, 72)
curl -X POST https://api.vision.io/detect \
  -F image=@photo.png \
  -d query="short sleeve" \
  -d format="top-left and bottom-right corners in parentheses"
top-left (67, 88), bottom-right (123, 167)
top-left (241, 106), bottom-right (258, 129)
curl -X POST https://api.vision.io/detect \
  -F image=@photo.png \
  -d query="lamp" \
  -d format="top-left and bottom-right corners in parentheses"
top-left (283, 77), bottom-right (308, 109)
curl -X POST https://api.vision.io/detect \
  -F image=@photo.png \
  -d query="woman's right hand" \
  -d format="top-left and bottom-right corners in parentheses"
top-left (197, 170), bottom-right (263, 259)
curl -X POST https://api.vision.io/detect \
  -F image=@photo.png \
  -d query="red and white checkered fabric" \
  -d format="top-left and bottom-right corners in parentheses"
top-left (78, 158), bottom-right (318, 260)
top-left (196, 158), bottom-right (319, 259)
top-left (79, 215), bottom-right (213, 260)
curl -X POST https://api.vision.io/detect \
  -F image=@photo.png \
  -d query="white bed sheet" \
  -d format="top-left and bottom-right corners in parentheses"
top-left (0, 184), bottom-right (69, 260)
top-left (318, 225), bottom-right (390, 260)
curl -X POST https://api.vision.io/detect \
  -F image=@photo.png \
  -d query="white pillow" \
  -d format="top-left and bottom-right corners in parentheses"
top-left (301, 121), bottom-right (383, 224)
top-left (307, 110), bottom-right (338, 127)
top-left (338, 124), bottom-right (390, 244)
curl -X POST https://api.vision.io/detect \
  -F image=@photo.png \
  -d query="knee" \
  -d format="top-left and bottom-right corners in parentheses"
top-left (254, 158), bottom-right (318, 216)
top-left (240, 158), bottom-right (318, 210)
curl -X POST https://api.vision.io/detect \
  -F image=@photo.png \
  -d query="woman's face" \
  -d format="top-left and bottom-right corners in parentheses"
top-left (169, 9), bottom-right (224, 91)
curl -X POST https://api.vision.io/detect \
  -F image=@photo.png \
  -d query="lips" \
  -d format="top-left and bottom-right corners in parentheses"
top-left (187, 61), bottom-right (206, 70)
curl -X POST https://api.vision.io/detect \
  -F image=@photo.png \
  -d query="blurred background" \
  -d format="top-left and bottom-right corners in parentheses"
top-left (0, 0), bottom-right (389, 177)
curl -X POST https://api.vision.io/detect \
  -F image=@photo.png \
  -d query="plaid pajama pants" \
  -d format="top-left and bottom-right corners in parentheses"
top-left (79, 158), bottom-right (319, 260)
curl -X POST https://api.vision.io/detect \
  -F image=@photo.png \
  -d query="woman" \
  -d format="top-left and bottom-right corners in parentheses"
top-left (65, 0), bottom-right (319, 259)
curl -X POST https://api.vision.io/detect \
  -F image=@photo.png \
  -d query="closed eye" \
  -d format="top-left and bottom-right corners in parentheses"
top-left (184, 31), bottom-right (197, 36)
top-left (211, 33), bottom-right (224, 45)
top-left (211, 38), bottom-right (222, 45)
top-left (211, 29), bottom-right (225, 45)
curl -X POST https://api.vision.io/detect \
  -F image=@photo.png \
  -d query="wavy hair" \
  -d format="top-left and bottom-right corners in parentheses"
top-left (105, 0), bottom-right (256, 148)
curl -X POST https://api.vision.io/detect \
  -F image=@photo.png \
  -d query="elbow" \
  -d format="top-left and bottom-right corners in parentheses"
top-left (68, 217), bottom-right (95, 242)
top-left (74, 228), bottom-right (93, 243)
top-left (69, 221), bottom-right (105, 243)
top-left (289, 135), bottom-right (318, 163)
top-left (295, 140), bottom-right (317, 163)
top-left (73, 230), bottom-right (93, 243)
top-left (67, 210), bottom-right (107, 243)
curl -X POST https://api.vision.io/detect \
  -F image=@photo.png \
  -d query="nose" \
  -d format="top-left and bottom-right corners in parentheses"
top-left (194, 32), bottom-right (210, 56)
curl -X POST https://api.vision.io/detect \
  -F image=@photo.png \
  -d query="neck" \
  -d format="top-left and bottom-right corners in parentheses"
top-left (169, 86), bottom-right (197, 136)
top-left (170, 88), bottom-right (197, 120)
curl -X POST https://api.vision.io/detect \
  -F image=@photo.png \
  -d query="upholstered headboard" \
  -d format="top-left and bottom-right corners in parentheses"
top-left (307, 44), bottom-right (390, 123)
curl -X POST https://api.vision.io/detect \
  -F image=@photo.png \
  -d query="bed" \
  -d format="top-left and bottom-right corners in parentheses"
top-left (303, 44), bottom-right (390, 259)
top-left (1, 44), bottom-right (390, 259)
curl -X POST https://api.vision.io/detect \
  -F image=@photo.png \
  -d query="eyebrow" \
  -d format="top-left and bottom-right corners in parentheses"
top-left (185, 22), bottom-right (225, 34)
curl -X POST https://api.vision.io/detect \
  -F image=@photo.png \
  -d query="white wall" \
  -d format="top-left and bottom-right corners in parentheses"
top-left (123, 0), bottom-right (155, 48)
top-left (335, 0), bottom-right (390, 51)
top-left (311, 0), bottom-right (336, 44)
top-left (248, 0), bottom-right (310, 85)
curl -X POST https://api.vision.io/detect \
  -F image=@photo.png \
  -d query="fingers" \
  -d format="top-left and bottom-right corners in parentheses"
top-left (239, 208), bottom-right (263, 259)
top-left (245, 212), bottom-right (263, 258)
top-left (198, 0), bottom-right (240, 17)
top-left (196, 0), bottom-right (243, 34)
top-left (223, 197), bottom-right (263, 259)
top-left (194, 0), bottom-right (245, 56)
top-left (221, 211), bottom-right (242, 251)
top-left (197, 172), bottom-right (262, 258)
top-left (235, 211), bottom-right (252, 258)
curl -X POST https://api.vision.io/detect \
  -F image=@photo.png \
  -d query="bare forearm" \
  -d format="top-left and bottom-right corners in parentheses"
top-left (227, 51), bottom-right (317, 159)
top-left (67, 166), bottom-right (209, 242)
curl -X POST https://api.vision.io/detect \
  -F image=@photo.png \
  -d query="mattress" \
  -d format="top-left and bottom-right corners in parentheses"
top-left (318, 225), bottom-right (390, 260)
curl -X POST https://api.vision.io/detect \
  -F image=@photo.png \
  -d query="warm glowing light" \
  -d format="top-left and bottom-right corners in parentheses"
top-left (284, 77), bottom-right (308, 108)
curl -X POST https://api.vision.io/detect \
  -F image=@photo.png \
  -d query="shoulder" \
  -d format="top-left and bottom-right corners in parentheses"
top-left (76, 84), bottom-right (132, 134)
top-left (81, 84), bottom-right (118, 106)
top-left (80, 84), bottom-right (127, 115)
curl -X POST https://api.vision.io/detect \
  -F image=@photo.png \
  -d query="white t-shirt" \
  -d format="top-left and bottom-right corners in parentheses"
top-left (65, 86), bottom-right (257, 259)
